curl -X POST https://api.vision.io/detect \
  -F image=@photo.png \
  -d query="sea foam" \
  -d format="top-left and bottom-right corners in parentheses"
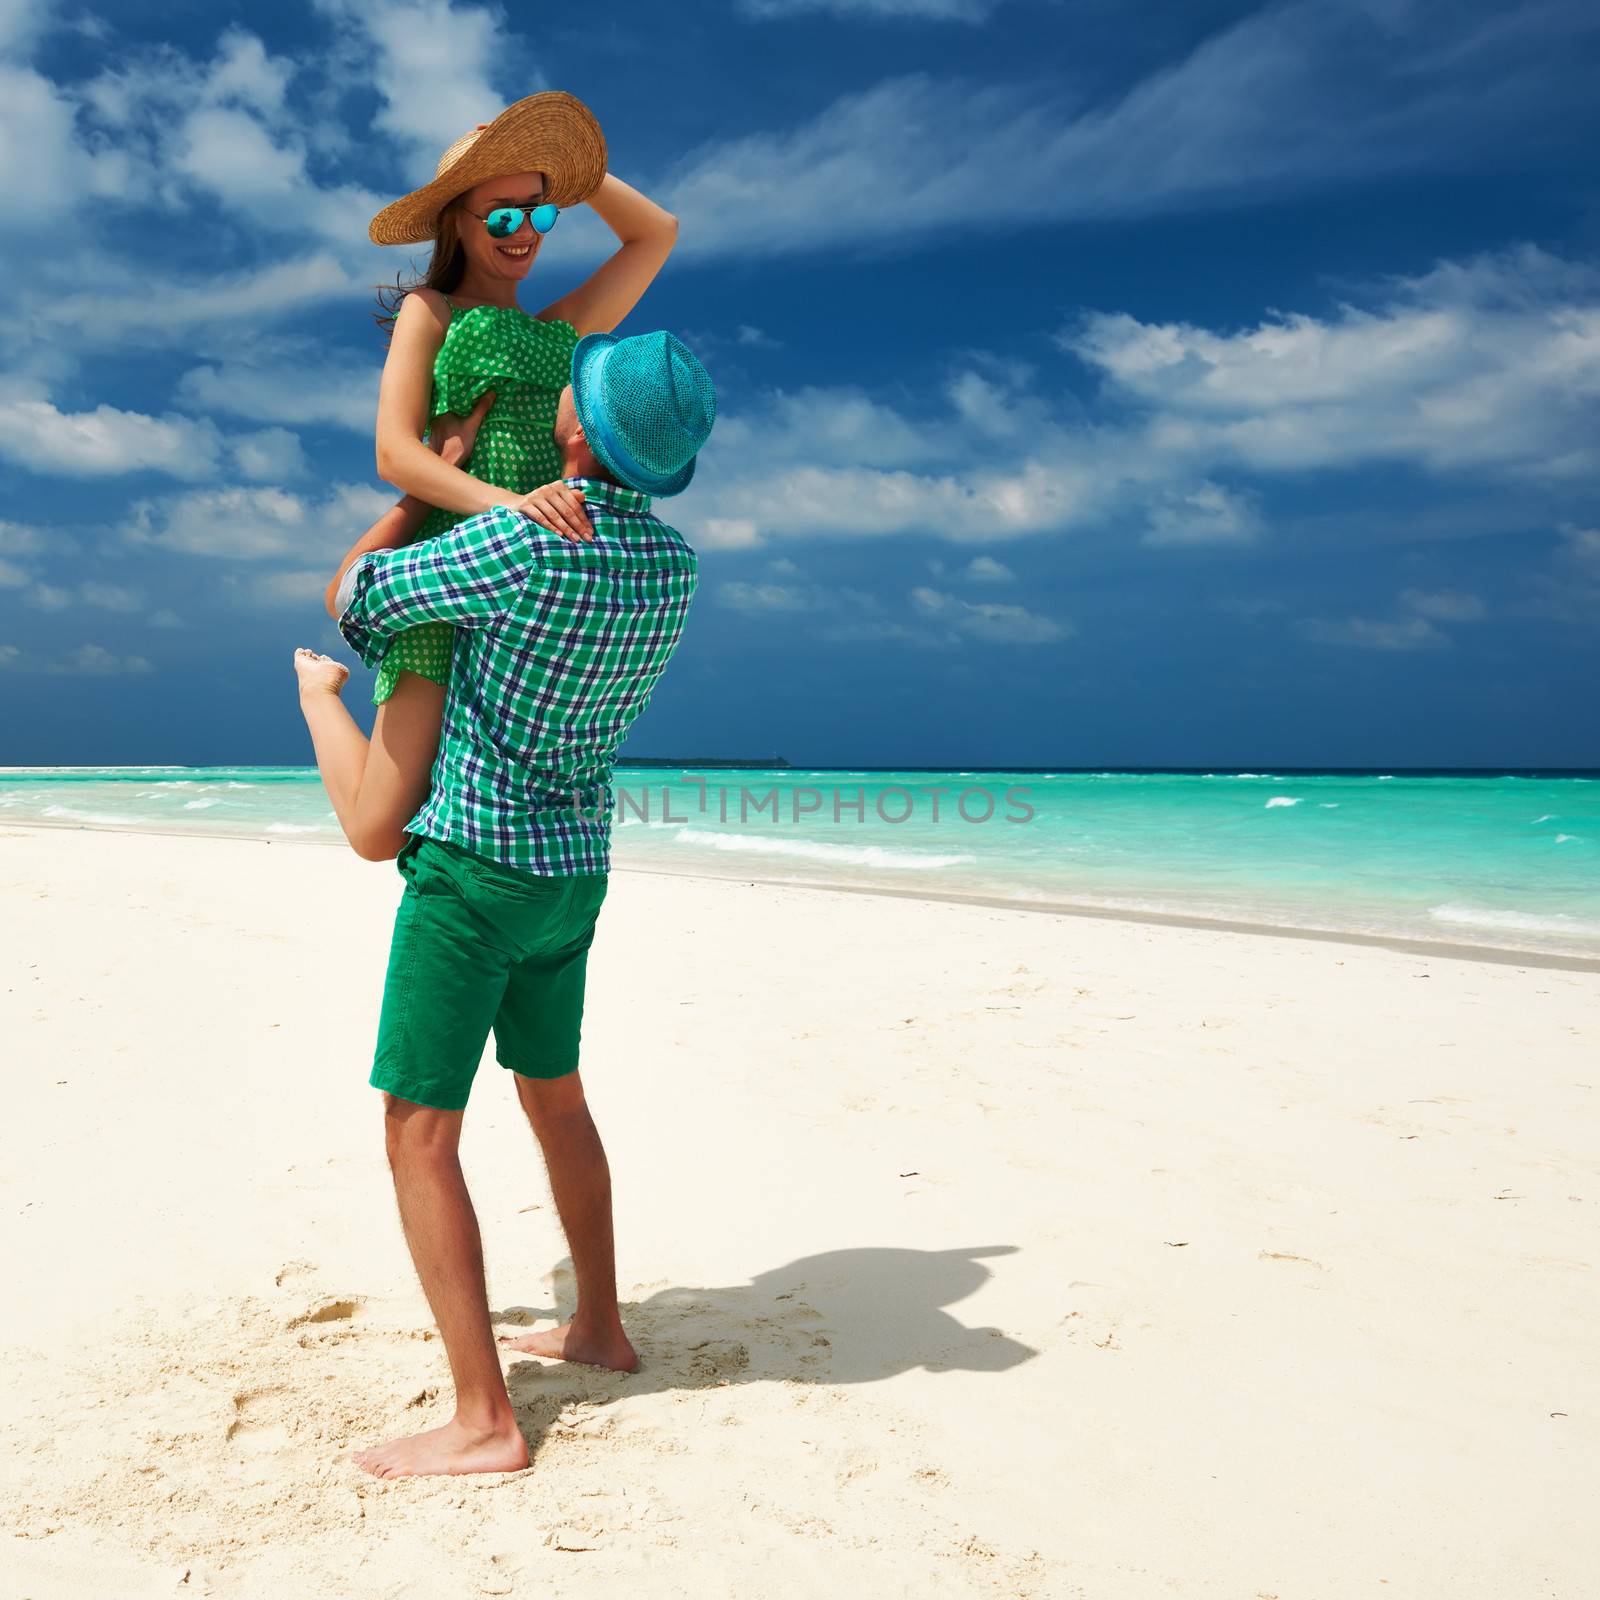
top-left (665, 826), bottom-right (974, 870)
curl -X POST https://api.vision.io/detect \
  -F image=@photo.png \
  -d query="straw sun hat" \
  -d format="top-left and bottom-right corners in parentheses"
top-left (368, 91), bottom-right (607, 246)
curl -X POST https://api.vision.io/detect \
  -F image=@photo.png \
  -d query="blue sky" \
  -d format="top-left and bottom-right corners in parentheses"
top-left (2, 0), bottom-right (1598, 766)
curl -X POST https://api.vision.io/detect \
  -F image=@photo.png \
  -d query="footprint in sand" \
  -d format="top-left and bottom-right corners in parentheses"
top-left (225, 1388), bottom-right (292, 1454)
top-left (289, 1295), bottom-right (363, 1328)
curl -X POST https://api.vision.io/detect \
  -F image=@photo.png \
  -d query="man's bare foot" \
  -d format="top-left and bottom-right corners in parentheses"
top-left (351, 1415), bottom-right (529, 1479)
top-left (498, 1320), bottom-right (639, 1372)
top-left (294, 647), bottom-right (349, 697)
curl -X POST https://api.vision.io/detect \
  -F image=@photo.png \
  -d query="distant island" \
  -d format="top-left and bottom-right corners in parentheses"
top-left (617, 756), bottom-right (792, 769)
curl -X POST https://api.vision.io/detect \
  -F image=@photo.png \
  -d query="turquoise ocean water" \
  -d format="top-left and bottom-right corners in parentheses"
top-left (3, 766), bottom-right (1598, 958)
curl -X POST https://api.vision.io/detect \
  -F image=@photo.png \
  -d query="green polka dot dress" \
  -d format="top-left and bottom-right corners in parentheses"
top-left (371, 300), bottom-right (580, 705)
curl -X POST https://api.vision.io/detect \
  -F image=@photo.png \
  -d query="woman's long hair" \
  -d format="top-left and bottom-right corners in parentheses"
top-left (373, 201), bottom-right (466, 342)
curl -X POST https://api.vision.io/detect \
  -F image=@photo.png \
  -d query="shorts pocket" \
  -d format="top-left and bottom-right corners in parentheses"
top-left (457, 852), bottom-right (564, 901)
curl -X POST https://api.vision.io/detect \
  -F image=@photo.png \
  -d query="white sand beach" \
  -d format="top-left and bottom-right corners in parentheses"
top-left (4, 824), bottom-right (1598, 1598)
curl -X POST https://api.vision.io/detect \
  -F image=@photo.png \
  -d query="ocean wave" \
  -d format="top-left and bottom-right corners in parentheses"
top-left (1533, 814), bottom-right (1556, 824)
top-left (1265, 796), bottom-right (1301, 809)
top-left (1428, 903), bottom-right (1597, 935)
top-left (1318, 802), bottom-right (1339, 808)
top-left (265, 822), bottom-right (326, 834)
top-left (183, 799), bottom-right (219, 810)
top-left (41, 805), bottom-right (146, 826)
top-left (1555, 833), bottom-right (1580, 844)
top-left (664, 826), bottom-right (974, 870)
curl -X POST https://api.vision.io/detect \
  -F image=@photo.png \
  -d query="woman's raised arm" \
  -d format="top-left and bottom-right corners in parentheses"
top-left (535, 173), bottom-right (678, 337)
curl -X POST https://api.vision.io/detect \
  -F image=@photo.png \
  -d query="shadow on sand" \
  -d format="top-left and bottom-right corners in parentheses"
top-left (491, 1242), bottom-right (1036, 1452)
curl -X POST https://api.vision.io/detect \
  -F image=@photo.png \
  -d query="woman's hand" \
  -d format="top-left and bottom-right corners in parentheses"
top-left (425, 390), bottom-right (496, 468)
top-left (512, 480), bottom-right (594, 544)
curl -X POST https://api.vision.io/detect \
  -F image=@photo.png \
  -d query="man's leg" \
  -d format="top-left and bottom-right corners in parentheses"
top-left (499, 1069), bottom-right (639, 1372)
top-left (351, 1096), bottom-right (530, 1478)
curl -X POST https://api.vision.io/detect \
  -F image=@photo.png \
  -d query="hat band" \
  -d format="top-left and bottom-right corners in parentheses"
top-left (582, 342), bottom-right (687, 495)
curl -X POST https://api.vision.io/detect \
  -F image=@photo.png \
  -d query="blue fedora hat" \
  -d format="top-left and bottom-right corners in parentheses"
top-left (571, 330), bottom-right (716, 497)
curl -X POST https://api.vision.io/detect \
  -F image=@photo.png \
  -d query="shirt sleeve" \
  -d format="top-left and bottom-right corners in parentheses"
top-left (337, 509), bottom-right (535, 669)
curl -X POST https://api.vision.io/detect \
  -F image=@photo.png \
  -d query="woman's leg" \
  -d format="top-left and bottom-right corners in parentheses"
top-left (294, 651), bottom-right (445, 860)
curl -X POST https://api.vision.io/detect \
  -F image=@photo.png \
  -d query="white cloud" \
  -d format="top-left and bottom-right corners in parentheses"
top-left (675, 247), bottom-right (1600, 562)
top-left (25, 580), bottom-right (145, 615)
top-left (1299, 616), bottom-right (1448, 652)
top-left (76, 28), bottom-right (382, 249)
top-left (717, 581), bottom-right (817, 613)
top-left (690, 451), bottom-right (1096, 545)
top-left (664, 4), bottom-right (1598, 261)
top-left (718, 386), bottom-right (938, 470)
top-left (0, 394), bottom-right (221, 480)
top-left (740, 0), bottom-right (994, 16)
top-left (1144, 483), bottom-right (1262, 547)
top-left (698, 518), bottom-right (762, 551)
top-left (232, 428), bottom-right (309, 482)
top-left (1063, 247), bottom-right (1600, 481)
top-left (314, 0), bottom-right (534, 179)
top-left (1559, 524), bottom-right (1600, 572)
top-left (964, 556), bottom-right (1013, 583)
top-left (945, 370), bottom-right (1047, 440)
top-left (233, 569), bottom-right (337, 609)
top-left (45, 644), bottom-right (153, 676)
top-left (0, 558), bottom-right (28, 589)
top-left (81, 28), bottom-right (292, 129)
top-left (736, 325), bottom-right (784, 348)
top-left (3, 28), bottom-right (383, 374)
top-left (0, 0), bottom-right (49, 54)
top-left (176, 105), bottom-right (305, 193)
top-left (34, 254), bottom-right (364, 343)
top-left (79, 582), bottom-right (144, 614)
top-left (128, 481), bottom-right (392, 570)
top-left (177, 357), bottom-right (380, 433)
top-left (203, 28), bottom-right (294, 112)
top-left (909, 586), bottom-right (1067, 643)
top-left (0, 643), bottom-right (18, 668)
top-left (1402, 589), bottom-right (1486, 622)
top-left (0, 520), bottom-right (46, 555)
top-left (130, 486), bottom-right (309, 562)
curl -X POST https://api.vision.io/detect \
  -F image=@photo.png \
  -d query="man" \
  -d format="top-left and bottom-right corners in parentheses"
top-left (331, 329), bottom-right (715, 1479)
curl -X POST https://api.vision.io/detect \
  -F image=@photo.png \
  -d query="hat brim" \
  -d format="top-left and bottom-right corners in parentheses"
top-left (369, 91), bottom-right (607, 247)
top-left (571, 333), bottom-right (698, 497)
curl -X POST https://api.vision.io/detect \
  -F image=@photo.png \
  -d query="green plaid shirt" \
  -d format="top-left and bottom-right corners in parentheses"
top-left (338, 476), bottom-right (698, 874)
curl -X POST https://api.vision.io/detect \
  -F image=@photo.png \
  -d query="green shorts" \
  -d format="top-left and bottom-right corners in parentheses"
top-left (371, 836), bottom-right (610, 1111)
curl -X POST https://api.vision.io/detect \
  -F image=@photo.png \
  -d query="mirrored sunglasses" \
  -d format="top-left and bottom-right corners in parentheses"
top-left (482, 204), bottom-right (559, 238)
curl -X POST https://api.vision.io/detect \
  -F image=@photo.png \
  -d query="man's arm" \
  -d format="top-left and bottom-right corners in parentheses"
top-left (336, 509), bottom-right (537, 669)
top-left (324, 394), bottom-right (498, 620)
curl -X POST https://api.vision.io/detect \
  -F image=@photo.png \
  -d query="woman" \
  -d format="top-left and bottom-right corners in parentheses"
top-left (294, 91), bottom-right (677, 860)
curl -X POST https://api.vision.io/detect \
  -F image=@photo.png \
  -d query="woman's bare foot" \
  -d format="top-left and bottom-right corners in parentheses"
top-left (351, 1415), bottom-right (529, 1479)
top-left (294, 647), bottom-right (349, 697)
top-left (498, 1319), bottom-right (639, 1372)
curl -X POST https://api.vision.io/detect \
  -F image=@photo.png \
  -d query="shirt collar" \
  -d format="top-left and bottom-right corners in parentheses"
top-left (563, 475), bottom-right (652, 514)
